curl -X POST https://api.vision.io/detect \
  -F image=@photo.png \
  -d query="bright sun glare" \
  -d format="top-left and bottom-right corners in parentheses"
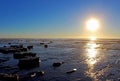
top-left (86, 18), bottom-right (99, 32)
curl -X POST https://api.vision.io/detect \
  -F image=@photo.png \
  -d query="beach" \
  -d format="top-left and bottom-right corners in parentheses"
top-left (0, 39), bottom-right (120, 81)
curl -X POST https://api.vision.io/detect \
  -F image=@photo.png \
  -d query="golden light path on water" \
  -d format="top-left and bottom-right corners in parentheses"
top-left (85, 37), bottom-right (100, 81)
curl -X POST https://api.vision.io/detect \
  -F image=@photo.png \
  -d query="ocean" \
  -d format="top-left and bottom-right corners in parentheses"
top-left (0, 39), bottom-right (120, 81)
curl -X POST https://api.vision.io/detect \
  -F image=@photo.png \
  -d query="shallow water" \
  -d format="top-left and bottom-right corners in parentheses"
top-left (0, 39), bottom-right (120, 81)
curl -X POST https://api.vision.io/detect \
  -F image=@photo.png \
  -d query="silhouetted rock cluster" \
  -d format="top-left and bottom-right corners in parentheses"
top-left (0, 44), bottom-right (28, 54)
top-left (27, 45), bottom-right (33, 50)
top-left (0, 41), bottom-right (79, 81)
top-left (0, 44), bottom-right (42, 81)
top-left (0, 44), bottom-right (40, 69)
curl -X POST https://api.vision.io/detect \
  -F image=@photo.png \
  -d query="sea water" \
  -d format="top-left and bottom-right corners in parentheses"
top-left (0, 39), bottom-right (120, 81)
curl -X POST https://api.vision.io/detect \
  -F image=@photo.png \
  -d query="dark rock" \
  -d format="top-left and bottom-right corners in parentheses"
top-left (23, 52), bottom-right (36, 57)
top-left (13, 52), bottom-right (36, 59)
top-left (13, 53), bottom-right (24, 59)
top-left (50, 41), bottom-right (53, 43)
top-left (10, 45), bottom-right (23, 48)
top-left (40, 43), bottom-right (44, 45)
top-left (52, 62), bottom-right (63, 67)
top-left (8, 43), bottom-right (11, 45)
top-left (18, 57), bottom-right (40, 69)
top-left (3, 46), bottom-right (7, 47)
top-left (27, 45), bottom-right (33, 50)
top-left (0, 47), bottom-right (20, 54)
top-left (19, 48), bottom-right (28, 52)
top-left (44, 45), bottom-right (48, 48)
top-left (0, 47), bottom-right (10, 54)
top-left (8, 49), bottom-right (21, 53)
top-left (0, 73), bottom-right (19, 81)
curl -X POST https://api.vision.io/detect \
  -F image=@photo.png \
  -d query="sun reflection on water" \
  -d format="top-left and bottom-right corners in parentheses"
top-left (86, 41), bottom-right (98, 65)
top-left (85, 38), bottom-right (100, 80)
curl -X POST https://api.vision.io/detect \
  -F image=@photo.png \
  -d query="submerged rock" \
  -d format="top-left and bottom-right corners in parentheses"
top-left (8, 43), bottom-right (11, 45)
top-left (3, 46), bottom-right (7, 47)
top-left (27, 45), bottom-right (33, 50)
top-left (10, 45), bottom-right (23, 48)
top-left (19, 48), bottom-right (28, 52)
top-left (52, 62), bottom-right (64, 67)
top-left (40, 42), bottom-right (45, 45)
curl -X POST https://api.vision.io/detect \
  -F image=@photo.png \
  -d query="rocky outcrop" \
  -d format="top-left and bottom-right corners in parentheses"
top-left (18, 57), bottom-right (40, 69)
top-left (13, 52), bottom-right (36, 59)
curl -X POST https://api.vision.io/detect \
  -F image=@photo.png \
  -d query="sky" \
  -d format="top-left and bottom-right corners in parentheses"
top-left (0, 0), bottom-right (120, 38)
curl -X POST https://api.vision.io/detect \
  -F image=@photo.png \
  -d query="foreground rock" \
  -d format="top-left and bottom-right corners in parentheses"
top-left (18, 57), bottom-right (40, 69)
top-left (27, 45), bottom-right (33, 50)
top-left (13, 52), bottom-right (36, 59)
top-left (0, 73), bottom-right (19, 81)
top-left (44, 45), bottom-right (48, 48)
top-left (19, 48), bottom-right (28, 52)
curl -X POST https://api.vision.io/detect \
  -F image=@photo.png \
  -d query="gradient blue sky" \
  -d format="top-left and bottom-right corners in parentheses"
top-left (0, 0), bottom-right (120, 38)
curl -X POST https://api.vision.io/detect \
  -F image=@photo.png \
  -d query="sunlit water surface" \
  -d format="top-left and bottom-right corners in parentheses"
top-left (0, 39), bottom-right (120, 81)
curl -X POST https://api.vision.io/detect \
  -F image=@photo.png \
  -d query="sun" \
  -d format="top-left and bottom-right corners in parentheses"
top-left (86, 18), bottom-right (99, 32)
